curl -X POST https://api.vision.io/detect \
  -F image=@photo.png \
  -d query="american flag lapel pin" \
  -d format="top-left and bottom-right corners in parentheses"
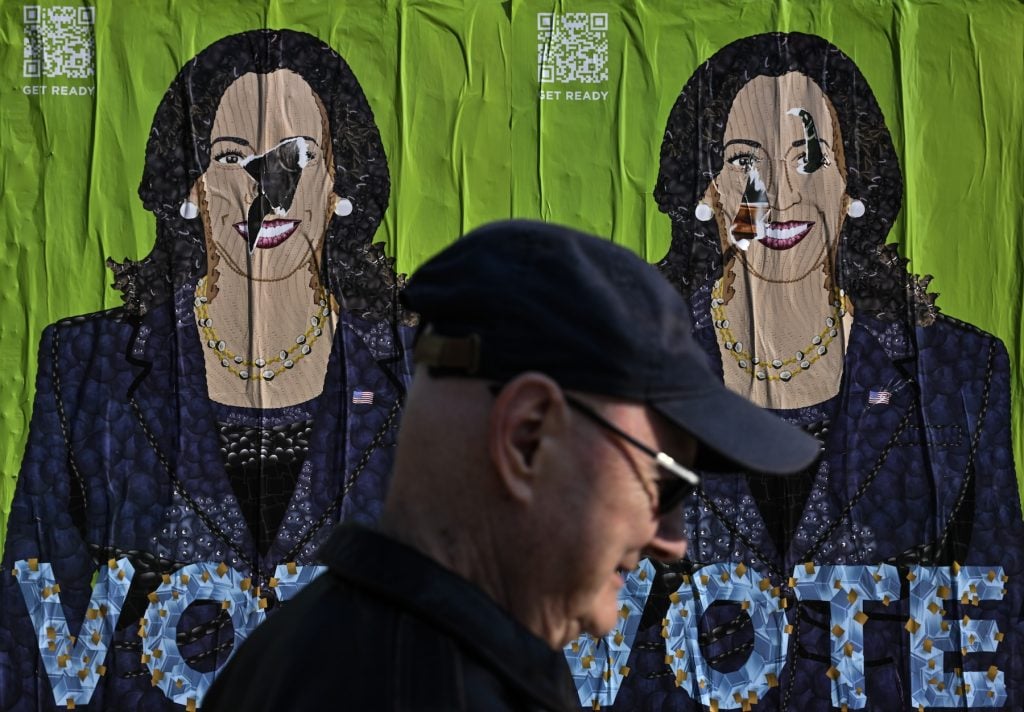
top-left (352, 390), bottom-right (375, 405)
top-left (867, 389), bottom-right (891, 406)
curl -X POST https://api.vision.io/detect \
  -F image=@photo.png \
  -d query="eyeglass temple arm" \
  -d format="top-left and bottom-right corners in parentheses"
top-left (655, 452), bottom-right (701, 486)
top-left (563, 393), bottom-right (702, 487)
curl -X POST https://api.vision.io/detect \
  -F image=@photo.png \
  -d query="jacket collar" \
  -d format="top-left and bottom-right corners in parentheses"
top-left (320, 525), bottom-right (577, 711)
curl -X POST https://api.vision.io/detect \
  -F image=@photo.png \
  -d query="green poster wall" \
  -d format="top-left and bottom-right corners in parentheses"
top-left (1, 0), bottom-right (1021, 548)
top-left (2, 2), bottom-right (1024, 710)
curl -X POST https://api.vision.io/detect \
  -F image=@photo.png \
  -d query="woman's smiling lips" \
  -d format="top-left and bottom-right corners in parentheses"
top-left (232, 219), bottom-right (301, 249)
top-left (758, 220), bottom-right (814, 250)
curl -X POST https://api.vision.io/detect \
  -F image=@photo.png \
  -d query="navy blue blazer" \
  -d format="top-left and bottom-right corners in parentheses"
top-left (0, 293), bottom-right (413, 711)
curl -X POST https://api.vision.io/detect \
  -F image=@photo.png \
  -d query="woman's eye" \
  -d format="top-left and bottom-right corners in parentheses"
top-left (794, 151), bottom-right (830, 174)
top-left (214, 150), bottom-right (246, 165)
top-left (727, 153), bottom-right (760, 171)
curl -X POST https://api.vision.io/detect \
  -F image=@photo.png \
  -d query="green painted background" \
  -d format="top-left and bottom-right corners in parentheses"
top-left (1, 0), bottom-right (1022, 550)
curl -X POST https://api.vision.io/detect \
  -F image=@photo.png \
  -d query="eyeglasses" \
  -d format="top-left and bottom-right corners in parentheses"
top-left (562, 394), bottom-right (700, 515)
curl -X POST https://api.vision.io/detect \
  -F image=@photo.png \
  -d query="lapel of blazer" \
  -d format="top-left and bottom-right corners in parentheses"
top-left (125, 298), bottom-right (259, 568)
top-left (789, 316), bottom-right (918, 565)
top-left (910, 317), bottom-right (996, 564)
top-left (336, 313), bottom-right (412, 523)
top-left (263, 312), bottom-right (413, 565)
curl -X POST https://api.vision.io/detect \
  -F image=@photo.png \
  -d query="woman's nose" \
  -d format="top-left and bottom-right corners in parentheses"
top-left (766, 158), bottom-right (802, 212)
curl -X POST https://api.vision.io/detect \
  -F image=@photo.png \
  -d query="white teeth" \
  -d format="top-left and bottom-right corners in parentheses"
top-left (735, 237), bottom-right (751, 251)
top-left (236, 221), bottom-right (297, 240)
top-left (764, 223), bottom-right (808, 241)
top-left (259, 221), bottom-right (295, 239)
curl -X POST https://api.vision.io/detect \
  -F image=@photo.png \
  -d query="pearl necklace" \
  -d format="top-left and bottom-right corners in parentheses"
top-left (193, 277), bottom-right (330, 382)
top-left (710, 278), bottom-right (845, 383)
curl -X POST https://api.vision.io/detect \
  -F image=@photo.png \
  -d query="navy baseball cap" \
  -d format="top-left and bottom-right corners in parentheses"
top-left (400, 220), bottom-right (820, 475)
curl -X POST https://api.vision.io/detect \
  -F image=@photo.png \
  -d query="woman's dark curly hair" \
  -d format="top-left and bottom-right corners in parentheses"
top-left (109, 29), bottom-right (405, 321)
top-left (654, 32), bottom-right (936, 324)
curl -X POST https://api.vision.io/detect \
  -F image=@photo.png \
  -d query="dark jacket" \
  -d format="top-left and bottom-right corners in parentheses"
top-left (204, 525), bottom-right (579, 712)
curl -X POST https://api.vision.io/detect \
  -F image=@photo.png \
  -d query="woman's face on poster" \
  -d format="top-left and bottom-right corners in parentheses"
top-left (704, 71), bottom-right (849, 282)
top-left (194, 69), bottom-right (334, 280)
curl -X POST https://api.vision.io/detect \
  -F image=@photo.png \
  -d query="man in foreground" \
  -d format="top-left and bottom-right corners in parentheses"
top-left (205, 220), bottom-right (819, 710)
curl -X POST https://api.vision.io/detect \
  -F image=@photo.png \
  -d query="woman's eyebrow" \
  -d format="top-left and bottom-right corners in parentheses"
top-left (210, 135), bottom-right (319, 150)
top-left (211, 136), bottom-right (251, 147)
top-left (281, 135), bottom-right (320, 147)
top-left (791, 138), bottom-right (832, 148)
top-left (270, 135), bottom-right (320, 147)
top-left (724, 138), bottom-right (762, 149)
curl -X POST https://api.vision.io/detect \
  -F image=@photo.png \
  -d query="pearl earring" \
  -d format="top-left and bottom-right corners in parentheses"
top-left (694, 202), bottom-right (714, 222)
top-left (179, 200), bottom-right (199, 220)
top-left (846, 199), bottom-right (865, 218)
top-left (334, 197), bottom-right (354, 217)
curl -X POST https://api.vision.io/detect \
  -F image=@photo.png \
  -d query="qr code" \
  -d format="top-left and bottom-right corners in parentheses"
top-left (537, 12), bottom-right (608, 84)
top-left (23, 5), bottom-right (96, 79)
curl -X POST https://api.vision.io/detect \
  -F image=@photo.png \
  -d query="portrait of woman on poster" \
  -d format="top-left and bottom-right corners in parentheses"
top-left (0, 29), bottom-right (412, 711)
top-left (604, 31), bottom-right (1024, 711)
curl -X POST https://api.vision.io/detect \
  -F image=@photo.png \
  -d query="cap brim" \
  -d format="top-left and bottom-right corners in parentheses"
top-left (651, 387), bottom-right (821, 475)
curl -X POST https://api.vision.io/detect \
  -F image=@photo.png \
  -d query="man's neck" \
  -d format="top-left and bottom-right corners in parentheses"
top-left (378, 499), bottom-right (557, 644)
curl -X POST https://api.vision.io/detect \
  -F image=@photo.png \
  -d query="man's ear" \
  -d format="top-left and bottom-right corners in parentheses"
top-left (487, 373), bottom-right (567, 504)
